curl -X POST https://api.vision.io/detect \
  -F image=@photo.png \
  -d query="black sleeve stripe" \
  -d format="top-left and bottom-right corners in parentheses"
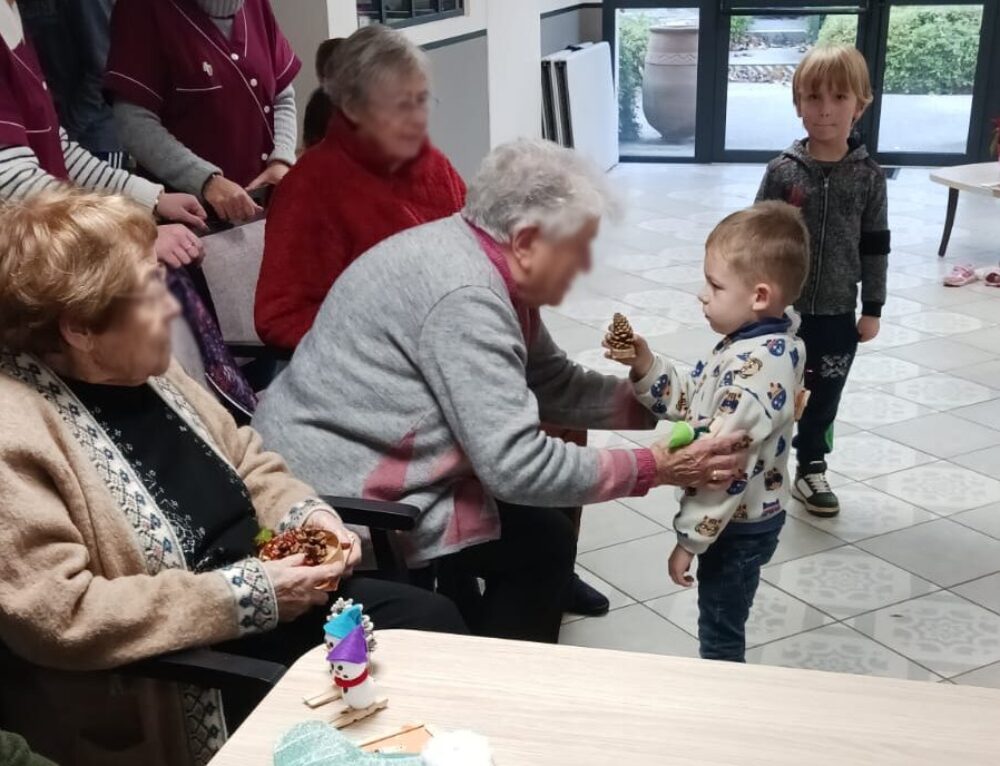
top-left (860, 230), bottom-right (890, 256)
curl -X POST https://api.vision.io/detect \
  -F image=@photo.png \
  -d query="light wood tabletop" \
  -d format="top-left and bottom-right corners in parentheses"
top-left (211, 629), bottom-right (1000, 765)
top-left (927, 162), bottom-right (1000, 256)
top-left (929, 162), bottom-right (1000, 197)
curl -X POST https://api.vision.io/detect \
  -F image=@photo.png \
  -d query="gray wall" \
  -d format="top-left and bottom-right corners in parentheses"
top-left (540, 5), bottom-right (603, 56)
top-left (425, 34), bottom-right (491, 181)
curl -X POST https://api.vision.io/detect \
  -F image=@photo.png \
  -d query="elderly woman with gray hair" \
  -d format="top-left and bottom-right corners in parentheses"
top-left (254, 23), bottom-right (467, 351)
top-left (252, 139), bottom-right (748, 643)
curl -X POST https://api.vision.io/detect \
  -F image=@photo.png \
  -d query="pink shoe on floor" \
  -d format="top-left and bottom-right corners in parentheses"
top-left (982, 268), bottom-right (1000, 287)
top-left (943, 264), bottom-right (978, 287)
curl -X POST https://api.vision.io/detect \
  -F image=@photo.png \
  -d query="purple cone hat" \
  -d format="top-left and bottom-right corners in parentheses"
top-left (326, 625), bottom-right (368, 665)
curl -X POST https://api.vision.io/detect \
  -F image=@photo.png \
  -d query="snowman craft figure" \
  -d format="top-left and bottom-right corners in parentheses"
top-left (326, 626), bottom-right (388, 727)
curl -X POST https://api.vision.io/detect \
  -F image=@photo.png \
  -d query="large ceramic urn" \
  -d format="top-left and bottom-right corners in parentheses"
top-left (642, 22), bottom-right (698, 141)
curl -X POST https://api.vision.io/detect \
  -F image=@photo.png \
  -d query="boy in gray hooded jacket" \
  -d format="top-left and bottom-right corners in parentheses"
top-left (756, 44), bottom-right (890, 517)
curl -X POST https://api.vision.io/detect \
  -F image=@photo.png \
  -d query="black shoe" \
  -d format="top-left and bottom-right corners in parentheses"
top-left (565, 573), bottom-right (610, 616)
top-left (793, 460), bottom-right (840, 517)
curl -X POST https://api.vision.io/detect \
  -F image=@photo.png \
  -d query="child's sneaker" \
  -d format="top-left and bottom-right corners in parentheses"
top-left (794, 461), bottom-right (840, 517)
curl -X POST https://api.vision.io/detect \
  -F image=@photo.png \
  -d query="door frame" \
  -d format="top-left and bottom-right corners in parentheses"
top-left (604, 0), bottom-right (1000, 165)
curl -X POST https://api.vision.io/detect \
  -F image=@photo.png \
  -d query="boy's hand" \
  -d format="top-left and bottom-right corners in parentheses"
top-left (857, 315), bottom-right (880, 343)
top-left (668, 545), bottom-right (695, 587)
top-left (602, 333), bottom-right (654, 379)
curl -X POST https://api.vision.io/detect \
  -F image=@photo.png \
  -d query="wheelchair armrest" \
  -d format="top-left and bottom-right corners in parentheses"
top-left (320, 496), bottom-right (420, 532)
top-left (120, 648), bottom-right (286, 691)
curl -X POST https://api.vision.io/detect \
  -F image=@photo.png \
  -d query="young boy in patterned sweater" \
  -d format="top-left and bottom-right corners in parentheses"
top-left (608, 202), bottom-right (809, 662)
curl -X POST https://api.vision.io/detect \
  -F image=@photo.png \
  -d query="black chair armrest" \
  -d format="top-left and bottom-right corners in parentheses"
top-left (321, 496), bottom-right (420, 532)
top-left (121, 648), bottom-right (286, 691)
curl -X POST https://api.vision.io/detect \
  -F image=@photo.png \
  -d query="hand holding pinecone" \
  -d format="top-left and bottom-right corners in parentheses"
top-left (605, 312), bottom-right (636, 360)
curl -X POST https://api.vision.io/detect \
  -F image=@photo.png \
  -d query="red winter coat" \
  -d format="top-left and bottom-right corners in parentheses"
top-left (255, 111), bottom-right (466, 350)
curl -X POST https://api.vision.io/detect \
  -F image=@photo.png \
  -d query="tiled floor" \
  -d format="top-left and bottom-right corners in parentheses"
top-left (549, 162), bottom-right (1000, 688)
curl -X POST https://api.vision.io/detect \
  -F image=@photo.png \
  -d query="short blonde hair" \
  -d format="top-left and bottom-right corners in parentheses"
top-left (324, 24), bottom-right (430, 112)
top-left (793, 44), bottom-right (873, 110)
top-left (0, 188), bottom-right (157, 354)
top-left (706, 201), bottom-right (810, 303)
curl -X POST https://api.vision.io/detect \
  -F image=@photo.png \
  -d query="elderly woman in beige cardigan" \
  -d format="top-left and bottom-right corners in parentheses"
top-left (0, 189), bottom-right (464, 766)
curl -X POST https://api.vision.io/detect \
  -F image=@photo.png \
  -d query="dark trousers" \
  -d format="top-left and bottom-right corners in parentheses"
top-left (795, 312), bottom-right (859, 467)
top-left (436, 501), bottom-right (577, 644)
top-left (697, 527), bottom-right (782, 662)
top-left (217, 576), bottom-right (467, 728)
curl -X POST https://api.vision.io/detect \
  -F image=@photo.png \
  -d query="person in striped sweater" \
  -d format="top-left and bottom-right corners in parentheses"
top-left (0, 0), bottom-right (208, 268)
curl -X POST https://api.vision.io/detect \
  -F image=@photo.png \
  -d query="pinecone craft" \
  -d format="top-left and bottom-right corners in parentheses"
top-left (256, 528), bottom-right (345, 567)
top-left (606, 312), bottom-right (636, 360)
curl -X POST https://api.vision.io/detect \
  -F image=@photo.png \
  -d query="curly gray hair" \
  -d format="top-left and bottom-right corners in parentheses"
top-left (463, 139), bottom-right (618, 242)
top-left (323, 24), bottom-right (430, 112)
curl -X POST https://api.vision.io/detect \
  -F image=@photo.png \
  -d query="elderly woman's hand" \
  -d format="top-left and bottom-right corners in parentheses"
top-left (305, 511), bottom-right (362, 576)
top-left (650, 431), bottom-right (749, 489)
top-left (154, 224), bottom-right (204, 268)
top-left (263, 554), bottom-right (346, 622)
top-left (204, 175), bottom-right (263, 222)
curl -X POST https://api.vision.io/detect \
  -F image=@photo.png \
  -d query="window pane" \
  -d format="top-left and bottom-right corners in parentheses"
top-left (877, 4), bottom-right (982, 154)
top-left (617, 8), bottom-right (700, 158)
top-left (724, 14), bottom-right (859, 151)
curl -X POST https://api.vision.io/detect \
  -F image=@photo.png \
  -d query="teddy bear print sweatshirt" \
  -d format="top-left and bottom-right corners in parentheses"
top-left (633, 316), bottom-right (805, 555)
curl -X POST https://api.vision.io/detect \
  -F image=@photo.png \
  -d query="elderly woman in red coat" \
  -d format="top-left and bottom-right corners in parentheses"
top-left (254, 24), bottom-right (466, 352)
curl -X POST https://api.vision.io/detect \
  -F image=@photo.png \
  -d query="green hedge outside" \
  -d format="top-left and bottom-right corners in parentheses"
top-left (819, 6), bottom-right (982, 95)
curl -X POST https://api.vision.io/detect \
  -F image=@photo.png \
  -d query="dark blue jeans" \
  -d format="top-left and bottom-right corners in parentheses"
top-left (696, 528), bottom-right (781, 662)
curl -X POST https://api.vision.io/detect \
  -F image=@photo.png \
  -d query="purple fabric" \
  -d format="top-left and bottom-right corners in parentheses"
top-left (167, 267), bottom-right (257, 416)
top-left (326, 626), bottom-right (367, 665)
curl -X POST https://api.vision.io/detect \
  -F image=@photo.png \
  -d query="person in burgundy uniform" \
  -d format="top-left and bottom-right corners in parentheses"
top-left (253, 24), bottom-right (467, 353)
top-left (105, 0), bottom-right (300, 223)
top-left (0, 0), bottom-right (207, 266)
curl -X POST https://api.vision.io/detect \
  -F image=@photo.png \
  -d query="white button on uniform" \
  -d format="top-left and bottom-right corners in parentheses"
top-left (261, 153), bottom-right (268, 161)
top-left (42, 83), bottom-right (48, 90)
top-left (264, 105), bottom-right (271, 114)
top-left (230, 53), bottom-right (239, 61)
top-left (250, 78), bottom-right (258, 87)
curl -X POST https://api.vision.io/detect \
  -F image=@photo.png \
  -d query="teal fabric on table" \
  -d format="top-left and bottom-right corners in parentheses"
top-left (274, 722), bottom-right (424, 766)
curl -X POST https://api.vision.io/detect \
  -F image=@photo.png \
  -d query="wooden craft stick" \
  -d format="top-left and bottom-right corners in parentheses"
top-left (303, 687), bottom-right (341, 709)
top-left (330, 698), bottom-right (388, 729)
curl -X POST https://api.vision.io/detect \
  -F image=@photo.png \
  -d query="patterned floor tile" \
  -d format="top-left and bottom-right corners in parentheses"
top-left (746, 624), bottom-right (940, 681)
top-left (865, 462), bottom-right (1000, 515)
top-left (647, 582), bottom-right (832, 647)
top-left (951, 502), bottom-right (1000, 541)
top-left (788, 483), bottom-right (936, 543)
top-left (884, 338), bottom-right (996, 372)
top-left (847, 354), bottom-right (926, 386)
top-left (622, 288), bottom-right (707, 325)
top-left (848, 591), bottom-right (1000, 677)
top-left (952, 445), bottom-right (1000, 477)
top-left (836, 391), bottom-right (934, 428)
top-left (860, 322), bottom-right (934, 351)
top-left (875, 414), bottom-right (1000, 459)
top-left (825, 433), bottom-right (935, 481)
top-left (952, 661), bottom-right (1000, 688)
top-left (896, 310), bottom-right (987, 336)
top-left (857, 519), bottom-right (1000, 587)
top-left (768, 515), bottom-right (845, 564)
top-left (559, 603), bottom-right (699, 657)
top-left (881, 373), bottom-right (998, 411)
top-left (577, 501), bottom-right (664, 554)
top-left (574, 566), bottom-right (636, 612)
top-left (576, 532), bottom-right (683, 602)
top-left (764, 546), bottom-right (938, 619)
top-left (951, 574), bottom-right (1000, 615)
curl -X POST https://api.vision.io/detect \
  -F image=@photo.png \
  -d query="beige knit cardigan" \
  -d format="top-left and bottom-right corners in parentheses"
top-left (0, 351), bottom-right (328, 766)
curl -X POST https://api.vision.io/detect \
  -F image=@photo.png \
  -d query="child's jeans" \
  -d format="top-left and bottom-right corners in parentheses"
top-left (697, 525), bottom-right (782, 662)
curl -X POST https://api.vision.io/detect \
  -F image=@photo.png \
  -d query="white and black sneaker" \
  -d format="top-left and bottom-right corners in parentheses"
top-left (793, 461), bottom-right (840, 517)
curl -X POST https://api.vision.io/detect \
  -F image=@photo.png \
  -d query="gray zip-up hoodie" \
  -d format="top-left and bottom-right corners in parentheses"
top-left (756, 139), bottom-right (890, 317)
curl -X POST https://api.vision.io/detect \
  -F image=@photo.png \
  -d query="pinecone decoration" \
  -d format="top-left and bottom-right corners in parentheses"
top-left (606, 312), bottom-right (636, 360)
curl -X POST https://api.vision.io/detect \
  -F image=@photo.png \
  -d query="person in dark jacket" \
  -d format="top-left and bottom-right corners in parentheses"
top-left (756, 44), bottom-right (890, 518)
top-left (302, 37), bottom-right (343, 150)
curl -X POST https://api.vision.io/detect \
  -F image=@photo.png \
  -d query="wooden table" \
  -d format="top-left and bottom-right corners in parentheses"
top-left (211, 630), bottom-right (1000, 765)
top-left (929, 162), bottom-right (1000, 256)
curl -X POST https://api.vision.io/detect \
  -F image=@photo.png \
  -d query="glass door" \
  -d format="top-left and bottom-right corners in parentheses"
top-left (868, 1), bottom-right (995, 164)
top-left (612, 4), bottom-right (704, 159)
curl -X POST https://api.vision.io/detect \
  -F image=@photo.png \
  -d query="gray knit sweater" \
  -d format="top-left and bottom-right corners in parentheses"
top-left (756, 139), bottom-right (890, 317)
top-left (252, 215), bottom-right (659, 564)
